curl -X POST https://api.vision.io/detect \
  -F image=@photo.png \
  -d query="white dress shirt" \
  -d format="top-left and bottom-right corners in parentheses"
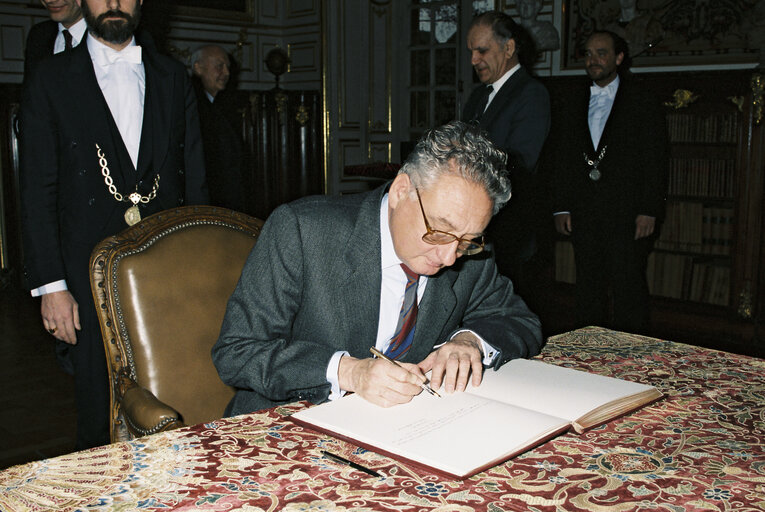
top-left (325, 193), bottom-right (498, 398)
top-left (31, 35), bottom-right (146, 298)
top-left (485, 63), bottom-right (521, 110)
top-left (588, 75), bottom-right (620, 149)
top-left (88, 35), bottom-right (145, 169)
top-left (554, 75), bottom-right (620, 218)
top-left (53, 18), bottom-right (87, 54)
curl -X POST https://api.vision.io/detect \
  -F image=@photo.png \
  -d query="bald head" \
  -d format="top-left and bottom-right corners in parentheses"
top-left (192, 45), bottom-right (231, 97)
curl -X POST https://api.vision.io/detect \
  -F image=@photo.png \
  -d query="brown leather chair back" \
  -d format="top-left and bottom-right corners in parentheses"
top-left (91, 206), bottom-right (263, 442)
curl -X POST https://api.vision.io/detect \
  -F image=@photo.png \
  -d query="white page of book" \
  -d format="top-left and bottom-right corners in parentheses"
top-left (295, 390), bottom-right (569, 477)
top-left (465, 358), bottom-right (654, 422)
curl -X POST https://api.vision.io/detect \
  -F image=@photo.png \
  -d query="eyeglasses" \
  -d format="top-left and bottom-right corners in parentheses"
top-left (415, 187), bottom-right (485, 256)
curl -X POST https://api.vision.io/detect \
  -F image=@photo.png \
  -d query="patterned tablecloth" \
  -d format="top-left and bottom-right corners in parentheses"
top-left (2, 327), bottom-right (764, 511)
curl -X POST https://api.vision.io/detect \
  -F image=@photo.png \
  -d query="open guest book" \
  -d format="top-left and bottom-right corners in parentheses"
top-left (290, 358), bottom-right (662, 480)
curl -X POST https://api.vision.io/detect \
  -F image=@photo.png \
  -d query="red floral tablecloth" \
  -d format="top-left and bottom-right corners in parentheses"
top-left (2, 327), bottom-right (764, 511)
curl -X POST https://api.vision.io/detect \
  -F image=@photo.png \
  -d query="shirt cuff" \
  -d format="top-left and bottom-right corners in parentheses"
top-left (446, 329), bottom-right (499, 366)
top-left (326, 350), bottom-right (350, 401)
top-left (553, 211), bottom-right (570, 216)
top-left (31, 280), bottom-right (68, 297)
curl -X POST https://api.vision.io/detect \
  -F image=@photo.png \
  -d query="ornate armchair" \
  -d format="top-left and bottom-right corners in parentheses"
top-left (90, 206), bottom-right (263, 442)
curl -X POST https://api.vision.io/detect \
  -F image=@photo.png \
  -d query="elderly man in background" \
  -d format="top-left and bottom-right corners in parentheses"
top-left (192, 44), bottom-right (249, 213)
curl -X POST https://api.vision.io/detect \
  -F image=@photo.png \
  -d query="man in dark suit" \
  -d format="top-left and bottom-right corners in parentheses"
top-left (462, 11), bottom-right (550, 293)
top-left (552, 30), bottom-right (667, 333)
top-left (19, 0), bottom-right (208, 449)
top-left (192, 44), bottom-right (248, 213)
top-left (213, 121), bottom-right (543, 416)
top-left (24, 0), bottom-right (86, 82)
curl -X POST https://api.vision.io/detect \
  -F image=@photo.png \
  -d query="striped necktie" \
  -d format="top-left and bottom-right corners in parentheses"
top-left (384, 264), bottom-right (419, 360)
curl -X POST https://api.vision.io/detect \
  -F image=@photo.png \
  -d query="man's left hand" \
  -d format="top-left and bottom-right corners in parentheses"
top-left (634, 215), bottom-right (656, 240)
top-left (418, 332), bottom-right (483, 394)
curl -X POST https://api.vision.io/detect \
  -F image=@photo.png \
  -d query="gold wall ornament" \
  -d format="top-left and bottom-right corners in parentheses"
top-left (737, 281), bottom-right (753, 319)
top-left (167, 44), bottom-right (191, 65)
top-left (751, 73), bottom-right (764, 125)
top-left (275, 91), bottom-right (288, 114)
top-left (233, 28), bottom-right (247, 65)
top-left (729, 96), bottom-right (745, 112)
top-left (295, 105), bottom-right (309, 126)
top-left (663, 89), bottom-right (700, 110)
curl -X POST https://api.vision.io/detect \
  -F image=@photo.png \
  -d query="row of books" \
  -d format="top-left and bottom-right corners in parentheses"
top-left (668, 158), bottom-right (736, 198)
top-left (656, 203), bottom-right (734, 255)
top-left (554, 241), bottom-right (731, 306)
top-left (666, 112), bottom-right (739, 143)
top-left (647, 253), bottom-right (730, 306)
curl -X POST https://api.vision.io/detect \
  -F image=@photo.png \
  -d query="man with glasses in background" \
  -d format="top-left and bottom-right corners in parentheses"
top-left (213, 121), bottom-right (542, 416)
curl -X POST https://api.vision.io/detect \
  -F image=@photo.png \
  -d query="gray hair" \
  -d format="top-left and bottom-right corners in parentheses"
top-left (399, 121), bottom-right (511, 215)
top-left (190, 45), bottom-right (220, 68)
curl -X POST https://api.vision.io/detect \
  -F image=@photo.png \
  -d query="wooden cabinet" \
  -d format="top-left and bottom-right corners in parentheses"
top-left (539, 70), bottom-right (765, 356)
top-left (242, 89), bottom-right (324, 220)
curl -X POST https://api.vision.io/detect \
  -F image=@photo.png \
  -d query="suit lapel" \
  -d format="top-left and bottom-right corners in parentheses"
top-left (44, 22), bottom-right (58, 53)
top-left (67, 40), bottom-right (132, 192)
top-left (480, 67), bottom-right (527, 128)
top-left (598, 81), bottom-right (625, 151)
top-left (405, 269), bottom-right (458, 364)
top-left (137, 49), bottom-right (172, 179)
top-left (582, 87), bottom-right (598, 153)
top-left (338, 187), bottom-right (386, 356)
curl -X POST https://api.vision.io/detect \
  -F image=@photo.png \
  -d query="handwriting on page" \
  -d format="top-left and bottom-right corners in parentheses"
top-left (391, 400), bottom-right (488, 446)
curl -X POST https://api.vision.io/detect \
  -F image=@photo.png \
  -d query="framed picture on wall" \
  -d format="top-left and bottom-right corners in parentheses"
top-left (167, 0), bottom-right (255, 22)
top-left (561, 0), bottom-right (761, 69)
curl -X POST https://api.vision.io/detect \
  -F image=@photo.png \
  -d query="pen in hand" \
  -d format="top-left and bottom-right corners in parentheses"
top-left (369, 347), bottom-right (441, 398)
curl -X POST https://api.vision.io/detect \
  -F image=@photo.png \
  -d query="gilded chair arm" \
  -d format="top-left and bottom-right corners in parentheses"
top-left (119, 374), bottom-right (185, 437)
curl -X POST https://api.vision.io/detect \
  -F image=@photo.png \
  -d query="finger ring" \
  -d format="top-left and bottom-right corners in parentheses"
top-left (48, 327), bottom-right (57, 334)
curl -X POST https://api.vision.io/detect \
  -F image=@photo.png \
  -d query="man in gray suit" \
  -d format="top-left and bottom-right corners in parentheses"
top-left (213, 121), bottom-right (543, 416)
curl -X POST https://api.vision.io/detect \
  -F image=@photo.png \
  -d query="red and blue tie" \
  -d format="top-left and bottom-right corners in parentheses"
top-left (384, 264), bottom-right (419, 360)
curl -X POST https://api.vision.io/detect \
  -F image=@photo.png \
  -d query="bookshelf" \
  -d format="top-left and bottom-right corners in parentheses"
top-left (540, 70), bottom-right (765, 355)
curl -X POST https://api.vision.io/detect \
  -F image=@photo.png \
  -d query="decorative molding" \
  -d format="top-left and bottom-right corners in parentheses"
top-left (663, 89), bottom-right (699, 110)
top-left (752, 73), bottom-right (763, 125)
top-left (167, 0), bottom-right (255, 23)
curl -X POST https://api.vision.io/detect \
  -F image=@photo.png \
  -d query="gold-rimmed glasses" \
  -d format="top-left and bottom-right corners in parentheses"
top-left (415, 187), bottom-right (485, 256)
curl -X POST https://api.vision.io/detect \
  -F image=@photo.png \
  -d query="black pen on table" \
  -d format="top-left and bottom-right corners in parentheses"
top-left (321, 450), bottom-right (381, 478)
top-left (369, 347), bottom-right (441, 397)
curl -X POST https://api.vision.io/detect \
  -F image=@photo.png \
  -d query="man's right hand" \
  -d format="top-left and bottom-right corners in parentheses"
top-left (554, 213), bottom-right (572, 235)
top-left (41, 290), bottom-right (80, 345)
top-left (338, 356), bottom-right (424, 407)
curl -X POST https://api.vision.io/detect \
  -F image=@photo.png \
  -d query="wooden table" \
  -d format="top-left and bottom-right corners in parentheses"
top-left (2, 327), bottom-right (764, 511)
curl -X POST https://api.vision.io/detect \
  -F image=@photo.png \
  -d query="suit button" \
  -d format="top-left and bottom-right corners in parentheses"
top-left (138, 179), bottom-right (143, 186)
top-left (178, 169), bottom-right (184, 175)
top-left (71, 141), bottom-right (78, 148)
top-left (178, 197), bottom-right (184, 205)
top-left (179, 143), bottom-right (184, 148)
top-left (79, 169), bottom-right (86, 176)
top-left (88, 198), bottom-right (95, 206)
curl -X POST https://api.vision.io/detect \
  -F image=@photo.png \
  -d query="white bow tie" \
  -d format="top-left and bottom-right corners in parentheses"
top-left (97, 45), bottom-right (142, 66)
top-left (590, 84), bottom-right (615, 99)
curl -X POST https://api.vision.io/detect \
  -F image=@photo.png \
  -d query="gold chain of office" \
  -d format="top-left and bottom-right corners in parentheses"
top-left (96, 143), bottom-right (160, 226)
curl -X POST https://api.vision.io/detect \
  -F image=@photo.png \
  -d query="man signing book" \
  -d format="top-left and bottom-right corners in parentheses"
top-left (212, 121), bottom-right (543, 416)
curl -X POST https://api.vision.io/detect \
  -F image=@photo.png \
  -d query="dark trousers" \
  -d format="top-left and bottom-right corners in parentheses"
top-left (571, 214), bottom-right (652, 334)
top-left (62, 274), bottom-right (111, 450)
